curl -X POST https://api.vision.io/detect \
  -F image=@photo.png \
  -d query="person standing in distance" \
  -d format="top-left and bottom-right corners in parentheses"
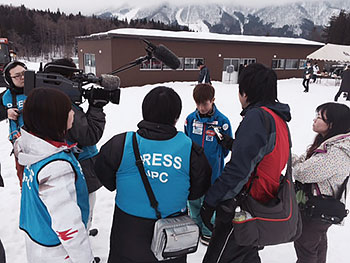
top-left (302, 61), bottom-right (313, 93)
top-left (197, 60), bottom-right (212, 84)
top-left (334, 65), bottom-right (350, 101)
top-left (0, 61), bottom-right (27, 186)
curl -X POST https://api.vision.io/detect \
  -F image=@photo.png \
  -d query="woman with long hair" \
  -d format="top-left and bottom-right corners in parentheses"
top-left (14, 87), bottom-right (95, 263)
top-left (293, 102), bottom-right (350, 263)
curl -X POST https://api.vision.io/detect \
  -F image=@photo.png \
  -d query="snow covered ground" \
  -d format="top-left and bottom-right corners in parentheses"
top-left (0, 63), bottom-right (349, 262)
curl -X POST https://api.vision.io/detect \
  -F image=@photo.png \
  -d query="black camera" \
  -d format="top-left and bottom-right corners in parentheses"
top-left (24, 65), bottom-right (120, 105)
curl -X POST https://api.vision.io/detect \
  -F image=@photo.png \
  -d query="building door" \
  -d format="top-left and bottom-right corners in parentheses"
top-left (222, 58), bottom-right (239, 84)
top-left (84, 53), bottom-right (96, 74)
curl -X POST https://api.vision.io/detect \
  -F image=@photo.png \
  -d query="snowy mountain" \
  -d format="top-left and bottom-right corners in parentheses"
top-left (97, 0), bottom-right (350, 38)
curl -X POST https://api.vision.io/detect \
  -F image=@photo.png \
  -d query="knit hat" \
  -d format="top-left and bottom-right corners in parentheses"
top-left (142, 86), bottom-right (182, 125)
top-left (3, 60), bottom-right (27, 88)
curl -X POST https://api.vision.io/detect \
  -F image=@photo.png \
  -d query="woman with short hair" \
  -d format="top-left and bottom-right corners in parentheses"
top-left (15, 87), bottom-right (95, 263)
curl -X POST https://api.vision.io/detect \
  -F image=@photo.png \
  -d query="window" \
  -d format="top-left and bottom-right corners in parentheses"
top-left (140, 58), bottom-right (162, 70)
top-left (184, 58), bottom-right (203, 70)
top-left (163, 57), bottom-right (184, 70)
top-left (285, 59), bottom-right (298, 69)
top-left (84, 53), bottom-right (96, 74)
top-left (223, 58), bottom-right (239, 72)
top-left (240, 58), bottom-right (256, 66)
top-left (299, 59), bottom-right (307, 69)
top-left (271, 59), bottom-right (285, 70)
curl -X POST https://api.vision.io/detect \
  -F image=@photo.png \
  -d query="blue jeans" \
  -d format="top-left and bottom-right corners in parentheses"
top-left (188, 196), bottom-right (215, 236)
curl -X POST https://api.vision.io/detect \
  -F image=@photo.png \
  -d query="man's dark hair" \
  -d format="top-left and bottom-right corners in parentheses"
top-left (23, 87), bottom-right (72, 142)
top-left (197, 60), bottom-right (204, 67)
top-left (306, 102), bottom-right (350, 159)
top-left (43, 58), bottom-right (77, 78)
top-left (3, 60), bottom-right (27, 87)
top-left (193, 83), bottom-right (215, 104)
top-left (238, 63), bottom-right (278, 105)
top-left (142, 86), bottom-right (182, 125)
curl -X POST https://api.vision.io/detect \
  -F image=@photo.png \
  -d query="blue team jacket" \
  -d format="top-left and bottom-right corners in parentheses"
top-left (185, 104), bottom-right (232, 184)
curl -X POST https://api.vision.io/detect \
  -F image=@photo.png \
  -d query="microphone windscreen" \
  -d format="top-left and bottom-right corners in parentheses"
top-left (153, 45), bottom-right (180, 70)
top-left (100, 74), bottom-right (120, 90)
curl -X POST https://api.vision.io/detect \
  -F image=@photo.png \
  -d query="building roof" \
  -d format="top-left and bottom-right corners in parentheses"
top-left (307, 43), bottom-right (350, 62)
top-left (78, 28), bottom-right (324, 46)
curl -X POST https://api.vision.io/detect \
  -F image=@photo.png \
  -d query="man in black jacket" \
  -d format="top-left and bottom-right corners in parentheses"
top-left (197, 60), bottom-right (212, 84)
top-left (302, 61), bottom-right (313, 92)
top-left (43, 59), bottom-right (106, 242)
top-left (334, 65), bottom-right (350, 101)
top-left (95, 86), bottom-right (211, 263)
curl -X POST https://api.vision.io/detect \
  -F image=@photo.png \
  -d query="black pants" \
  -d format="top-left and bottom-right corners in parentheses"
top-left (108, 206), bottom-right (187, 263)
top-left (110, 255), bottom-right (186, 263)
top-left (0, 239), bottom-right (5, 263)
top-left (202, 221), bottom-right (260, 263)
top-left (334, 89), bottom-right (350, 101)
top-left (294, 216), bottom-right (331, 263)
top-left (302, 79), bottom-right (310, 92)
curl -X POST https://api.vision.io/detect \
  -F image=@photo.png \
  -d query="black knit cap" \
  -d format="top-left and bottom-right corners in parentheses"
top-left (3, 60), bottom-right (27, 88)
top-left (142, 86), bottom-right (182, 125)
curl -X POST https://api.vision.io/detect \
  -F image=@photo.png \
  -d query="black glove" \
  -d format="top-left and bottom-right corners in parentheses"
top-left (216, 199), bottom-right (237, 225)
top-left (216, 133), bottom-right (234, 151)
top-left (88, 89), bottom-right (109, 108)
top-left (200, 202), bottom-right (215, 231)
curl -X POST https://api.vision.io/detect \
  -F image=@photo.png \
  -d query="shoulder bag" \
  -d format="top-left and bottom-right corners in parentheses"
top-left (132, 133), bottom-right (200, 261)
top-left (302, 177), bottom-right (349, 224)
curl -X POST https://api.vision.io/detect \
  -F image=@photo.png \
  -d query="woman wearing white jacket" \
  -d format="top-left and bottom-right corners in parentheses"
top-left (15, 88), bottom-right (95, 263)
top-left (292, 102), bottom-right (350, 263)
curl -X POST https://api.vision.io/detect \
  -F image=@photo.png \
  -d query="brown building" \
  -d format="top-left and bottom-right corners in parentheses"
top-left (76, 28), bottom-right (324, 87)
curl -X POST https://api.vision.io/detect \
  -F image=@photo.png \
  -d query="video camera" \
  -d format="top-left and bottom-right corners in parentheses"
top-left (24, 64), bottom-right (120, 105)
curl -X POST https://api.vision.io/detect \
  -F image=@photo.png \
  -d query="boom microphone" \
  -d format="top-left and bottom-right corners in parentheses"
top-left (100, 74), bottom-right (120, 90)
top-left (143, 39), bottom-right (181, 70)
top-left (152, 45), bottom-right (180, 70)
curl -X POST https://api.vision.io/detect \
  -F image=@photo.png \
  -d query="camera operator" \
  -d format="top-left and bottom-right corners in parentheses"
top-left (43, 58), bottom-right (106, 237)
top-left (0, 61), bottom-right (27, 186)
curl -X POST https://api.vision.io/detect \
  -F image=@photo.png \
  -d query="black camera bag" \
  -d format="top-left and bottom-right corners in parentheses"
top-left (303, 177), bottom-right (349, 224)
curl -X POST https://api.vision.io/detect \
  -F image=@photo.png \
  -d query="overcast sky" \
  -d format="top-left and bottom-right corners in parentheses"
top-left (2, 0), bottom-right (322, 15)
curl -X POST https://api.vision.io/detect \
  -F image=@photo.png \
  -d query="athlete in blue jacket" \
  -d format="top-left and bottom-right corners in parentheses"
top-left (185, 83), bottom-right (232, 245)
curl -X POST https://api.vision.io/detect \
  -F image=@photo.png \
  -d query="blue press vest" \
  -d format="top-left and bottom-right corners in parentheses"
top-left (19, 150), bottom-right (89, 247)
top-left (116, 132), bottom-right (192, 219)
top-left (2, 89), bottom-right (26, 142)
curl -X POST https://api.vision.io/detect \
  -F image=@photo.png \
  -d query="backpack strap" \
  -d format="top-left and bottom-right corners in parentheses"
top-left (132, 132), bottom-right (161, 219)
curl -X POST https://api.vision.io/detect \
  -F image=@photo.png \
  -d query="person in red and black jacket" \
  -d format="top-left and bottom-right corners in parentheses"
top-left (200, 63), bottom-right (291, 263)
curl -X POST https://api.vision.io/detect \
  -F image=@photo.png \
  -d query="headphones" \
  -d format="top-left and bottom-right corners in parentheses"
top-left (3, 60), bottom-right (27, 86)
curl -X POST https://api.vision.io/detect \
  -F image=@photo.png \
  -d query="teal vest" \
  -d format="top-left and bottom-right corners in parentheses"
top-left (19, 150), bottom-right (89, 246)
top-left (2, 89), bottom-right (26, 142)
top-left (116, 132), bottom-right (192, 219)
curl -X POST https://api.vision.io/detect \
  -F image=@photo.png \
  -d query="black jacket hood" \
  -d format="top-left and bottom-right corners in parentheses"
top-left (241, 102), bottom-right (291, 122)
